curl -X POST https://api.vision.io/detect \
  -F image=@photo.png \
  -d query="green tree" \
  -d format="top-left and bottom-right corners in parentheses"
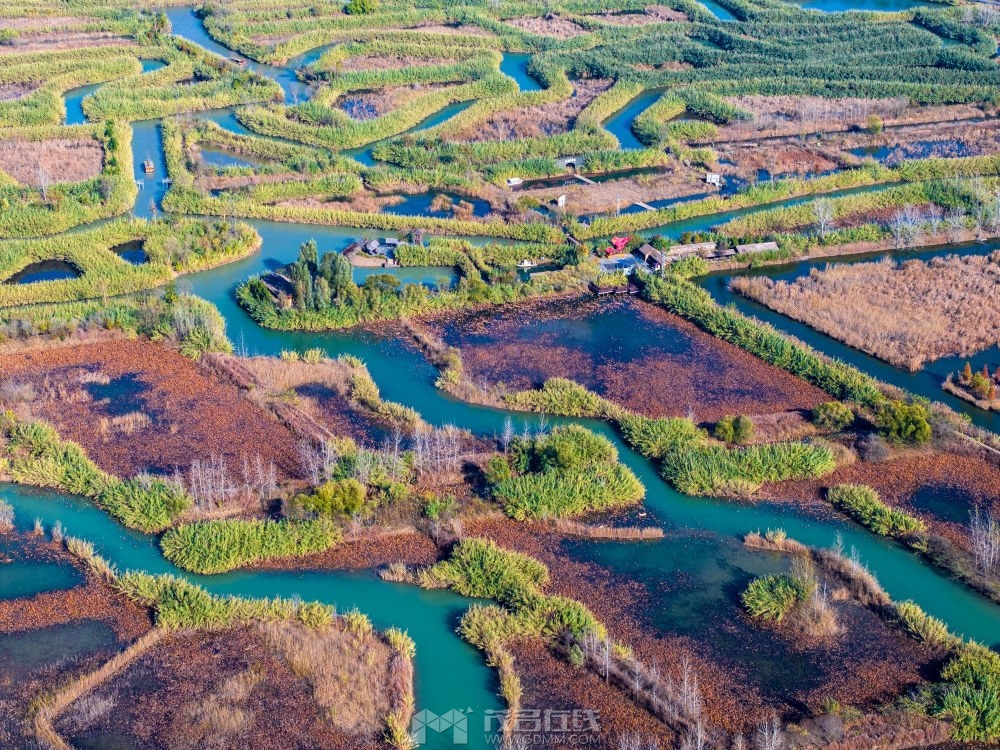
top-left (345, 0), bottom-right (379, 13)
top-left (876, 401), bottom-right (932, 444)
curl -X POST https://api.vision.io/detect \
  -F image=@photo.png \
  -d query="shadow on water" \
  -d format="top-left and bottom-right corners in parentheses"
top-left (908, 484), bottom-right (982, 525)
top-left (83, 373), bottom-right (150, 416)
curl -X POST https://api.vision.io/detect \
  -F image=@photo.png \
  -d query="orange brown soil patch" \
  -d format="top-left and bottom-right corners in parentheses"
top-left (431, 295), bottom-right (828, 422)
top-left (504, 14), bottom-right (588, 38)
top-left (0, 137), bottom-right (103, 186)
top-left (0, 338), bottom-right (302, 479)
top-left (257, 528), bottom-right (440, 571)
top-left (54, 625), bottom-right (389, 750)
top-left (455, 79), bottom-right (613, 142)
top-left (717, 143), bottom-right (841, 180)
top-left (731, 254), bottom-right (1000, 370)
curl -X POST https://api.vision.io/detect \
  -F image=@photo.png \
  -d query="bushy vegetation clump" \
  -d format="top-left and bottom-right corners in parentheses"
top-left (827, 484), bottom-right (925, 538)
top-left (812, 401), bottom-right (854, 431)
top-left (160, 518), bottom-right (341, 574)
top-left (741, 573), bottom-right (814, 622)
top-left (937, 642), bottom-right (1000, 742)
top-left (422, 538), bottom-right (605, 643)
top-left (238, 239), bottom-right (589, 331)
top-left (663, 440), bottom-right (836, 497)
top-left (487, 425), bottom-right (644, 519)
top-left (0, 288), bottom-right (232, 358)
top-left (117, 570), bottom-right (339, 629)
top-left (876, 400), bottom-right (933, 444)
top-left (713, 414), bottom-right (754, 444)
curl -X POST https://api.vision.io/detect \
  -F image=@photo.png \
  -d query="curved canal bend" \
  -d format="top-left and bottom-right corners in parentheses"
top-left (6, 10), bottom-right (1000, 749)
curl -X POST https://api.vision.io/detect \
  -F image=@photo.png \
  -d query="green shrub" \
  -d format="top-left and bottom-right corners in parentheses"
top-left (484, 455), bottom-right (512, 485)
top-left (812, 401), bottom-right (854, 431)
top-left (160, 519), bottom-right (340, 574)
top-left (876, 400), bottom-right (932, 444)
top-left (288, 478), bottom-right (368, 518)
top-left (663, 441), bottom-right (836, 497)
top-left (714, 415), bottom-right (754, 444)
top-left (827, 484), bottom-right (925, 537)
top-left (894, 601), bottom-right (957, 649)
top-left (741, 573), bottom-right (813, 622)
top-left (493, 464), bottom-right (645, 521)
top-left (937, 642), bottom-right (1000, 742)
top-left (504, 378), bottom-right (615, 419)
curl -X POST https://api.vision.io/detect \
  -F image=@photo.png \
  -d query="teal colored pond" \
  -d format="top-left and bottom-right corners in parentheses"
top-left (699, 0), bottom-right (737, 20)
top-left (499, 52), bottom-right (543, 92)
top-left (0, 535), bottom-right (84, 599)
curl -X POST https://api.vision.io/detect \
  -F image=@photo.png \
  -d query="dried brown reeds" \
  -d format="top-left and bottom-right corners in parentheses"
top-left (259, 618), bottom-right (393, 736)
top-left (732, 253), bottom-right (1000, 370)
top-left (540, 518), bottom-right (665, 540)
top-left (0, 137), bottom-right (103, 187)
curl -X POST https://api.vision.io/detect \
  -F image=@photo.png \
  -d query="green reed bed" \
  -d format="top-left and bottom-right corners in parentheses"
top-left (0, 120), bottom-right (135, 238)
top-left (488, 424), bottom-right (645, 519)
top-left (160, 518), bottom-right (341, 574)
top-left (0, 216), bottom-right (260, 307)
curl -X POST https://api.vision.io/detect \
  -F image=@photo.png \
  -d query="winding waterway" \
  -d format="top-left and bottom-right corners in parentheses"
top-left (10, 9), bottom-right (1000, 748)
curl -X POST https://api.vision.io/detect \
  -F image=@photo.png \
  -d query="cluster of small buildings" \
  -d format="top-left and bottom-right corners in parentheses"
top-left (595, 236), bottom-right (779, 278)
